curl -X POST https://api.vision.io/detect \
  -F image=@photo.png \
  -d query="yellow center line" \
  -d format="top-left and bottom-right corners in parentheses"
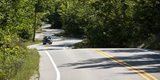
top-left (95, 50), bottom-right (158, 80)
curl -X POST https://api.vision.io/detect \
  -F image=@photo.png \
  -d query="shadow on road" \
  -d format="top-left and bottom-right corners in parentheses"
top-left (38, 48), bottom-right (63, 51)
top-left (48, 44), bottom-right (72, 47)
top-left (105, 49), bottom-right (148, 53)
top-left (36, 43), bottom-right (72, 51)
top-left (60, 49), bottom-right (160, 74)
top-left (60, 58), bottom-right (122, 69)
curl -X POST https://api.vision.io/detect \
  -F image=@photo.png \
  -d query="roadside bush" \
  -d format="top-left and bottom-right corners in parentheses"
top-left (0, 29), bottom-right (39, 80)
top-left (0, 47), bottom-right (39, 80)
top-left (17, 26), bottom-right (33, 40)
top-left (0, 47), bottom-right (25, 80)
top-left (12, 48), bottom-right (40, 80)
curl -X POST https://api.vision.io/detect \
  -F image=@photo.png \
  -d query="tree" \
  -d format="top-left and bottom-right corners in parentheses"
top-left (32, 0), bottom-right (54, 42)
top-left (46, 0), bottom-right (160, 49)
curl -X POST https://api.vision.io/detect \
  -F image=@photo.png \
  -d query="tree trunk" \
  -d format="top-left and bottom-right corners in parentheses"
top-left (33, 7), bottom-right (37, 42)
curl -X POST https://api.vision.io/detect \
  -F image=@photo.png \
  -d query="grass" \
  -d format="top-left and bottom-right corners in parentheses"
top-left (7, 39), bottom-right (41, 80)
top-left (11, 49), bottom-right (40, 80)
top-left (20, 39), bottom-right (41, 46)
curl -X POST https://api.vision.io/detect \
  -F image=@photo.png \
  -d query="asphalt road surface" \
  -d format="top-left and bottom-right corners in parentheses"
top-left (30, 26), bottom-right (160, 80)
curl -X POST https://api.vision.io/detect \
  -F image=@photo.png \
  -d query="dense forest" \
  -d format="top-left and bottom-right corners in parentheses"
top-left (0, 0), bottom-right (160, 79)
top-left (48, 0), bottom-right (160, 49)
top-left (0, 0), bottom-right (53, 79)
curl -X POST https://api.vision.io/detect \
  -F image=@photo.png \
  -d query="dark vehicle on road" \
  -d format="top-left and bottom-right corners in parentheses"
top-left (43, 36), bottom-right (52, 45)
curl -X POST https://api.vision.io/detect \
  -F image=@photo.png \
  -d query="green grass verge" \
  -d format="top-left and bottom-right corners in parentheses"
top-left (19, 39), bottom-right (41, 46)
top-left (11, 49), bottom-right (40, 80)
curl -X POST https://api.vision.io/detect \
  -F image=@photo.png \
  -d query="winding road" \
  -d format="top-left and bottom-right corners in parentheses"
top-left (30, 25), bottom-right (160, 80)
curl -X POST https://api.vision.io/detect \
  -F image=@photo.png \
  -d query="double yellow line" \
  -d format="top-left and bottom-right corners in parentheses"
top-left (95, 50), bottom-right (158, 80)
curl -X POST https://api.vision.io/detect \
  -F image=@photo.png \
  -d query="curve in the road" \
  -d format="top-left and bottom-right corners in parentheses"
top-left (45, 51), bottom-right (61, 80)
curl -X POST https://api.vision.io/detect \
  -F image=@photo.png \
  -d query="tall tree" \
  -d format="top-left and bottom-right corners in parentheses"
top-left (32, 0), bottom-right (54, 41)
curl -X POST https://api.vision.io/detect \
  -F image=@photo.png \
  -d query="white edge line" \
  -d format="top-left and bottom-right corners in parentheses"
top-left (45, 51), bottom-right (60, 80)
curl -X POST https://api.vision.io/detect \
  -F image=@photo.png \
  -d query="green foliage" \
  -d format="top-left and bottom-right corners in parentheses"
top-left (12, 49), bottom-right (39, 80)
top-left (17, 26), bottom-right (33, 40)
top-left (47, 12), bottom-right (62, 29)
top-left (0, 47), bottom-right (39, 80)
top-left (133, 0), bottom-right (160, 48)
top-left (0, 0), bottom-right (54, 79)
top-left (47, 0), bottom-right (160, 49)
top-left (0, 47), bottom-right (24, 80)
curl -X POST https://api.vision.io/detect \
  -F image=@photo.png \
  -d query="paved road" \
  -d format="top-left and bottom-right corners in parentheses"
top-left (30, 26), bottom-right (160, 80)
top-left (37, 48), bottom-right (160, 80)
